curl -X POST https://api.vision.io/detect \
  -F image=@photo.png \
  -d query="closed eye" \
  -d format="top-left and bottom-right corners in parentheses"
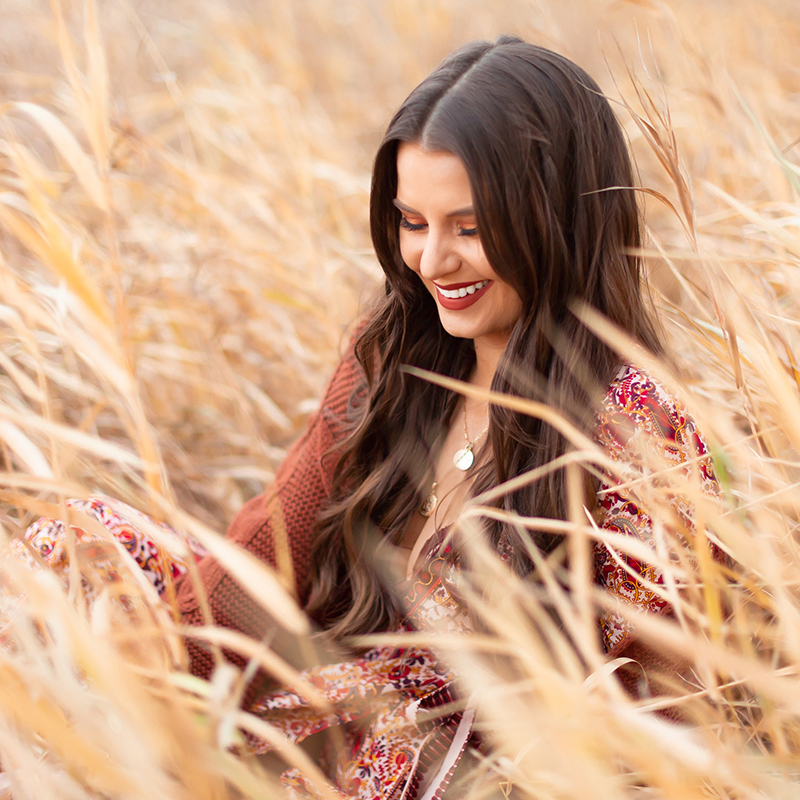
top-left (399, 216), bottom-right (427, 232)
top-left (399, 217), bottom-right (479, 237)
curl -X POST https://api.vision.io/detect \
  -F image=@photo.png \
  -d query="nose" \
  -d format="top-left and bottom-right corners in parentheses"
top-left (417, 228), bottom-right (460, 282)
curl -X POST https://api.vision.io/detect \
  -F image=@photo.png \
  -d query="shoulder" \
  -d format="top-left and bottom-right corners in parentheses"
top-left (316, 320), bottom-right (370, 428)
top-left (595, 364), bottom-right (717, 485)
top-left (598, 364), bottom-right (689, 443)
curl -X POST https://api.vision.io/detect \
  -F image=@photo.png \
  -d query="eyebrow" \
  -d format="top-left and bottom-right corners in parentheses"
top-left (393, 199), bottom-right (475, 218)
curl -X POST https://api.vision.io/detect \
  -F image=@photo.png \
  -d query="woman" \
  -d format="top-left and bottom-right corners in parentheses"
top-left (17, 36), bottom-right (718, 800)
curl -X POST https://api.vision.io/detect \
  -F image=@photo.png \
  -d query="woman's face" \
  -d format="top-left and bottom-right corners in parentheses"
top-left (395, 142), bottom-right (523, 351)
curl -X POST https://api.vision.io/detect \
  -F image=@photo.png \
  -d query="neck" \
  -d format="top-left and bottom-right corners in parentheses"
top-left (463, 334), bottom-right (507, 434)
top-left (470, 334), bottom-right (507, 389)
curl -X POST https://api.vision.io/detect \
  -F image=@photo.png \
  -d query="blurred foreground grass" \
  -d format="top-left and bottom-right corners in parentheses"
top-left (0, 0), bottom-right (799, 797)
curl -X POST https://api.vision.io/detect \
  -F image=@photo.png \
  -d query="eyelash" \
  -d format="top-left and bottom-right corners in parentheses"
top-left (398, 217), bottom-right (426, 232)
top-left (399, 217), bottom-right (478, 237)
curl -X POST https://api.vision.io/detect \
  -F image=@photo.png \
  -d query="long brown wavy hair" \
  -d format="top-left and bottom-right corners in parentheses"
top-left (304, 35), bottom-right (664, 638)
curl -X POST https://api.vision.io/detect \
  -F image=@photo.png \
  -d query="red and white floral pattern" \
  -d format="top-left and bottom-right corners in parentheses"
top-left (250, 534), bottom-right (464, 800)
top-left (594, 365), bottom-right (719, 654)
top-left (11, 497), bottom-right (204, 600)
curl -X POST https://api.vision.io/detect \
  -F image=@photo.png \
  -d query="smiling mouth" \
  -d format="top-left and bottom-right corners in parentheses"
top-left (435, 279), bottom-right (490, 299)
top-left (433, 279), bottom-right (492, 310)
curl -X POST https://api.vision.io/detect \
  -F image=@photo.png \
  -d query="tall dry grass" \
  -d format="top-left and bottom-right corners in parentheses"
top-left (0, 0), bottom-right (799, 797)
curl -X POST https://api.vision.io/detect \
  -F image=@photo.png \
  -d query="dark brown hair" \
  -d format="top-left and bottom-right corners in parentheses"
top-left (305, 35), bottom-right (663, 638)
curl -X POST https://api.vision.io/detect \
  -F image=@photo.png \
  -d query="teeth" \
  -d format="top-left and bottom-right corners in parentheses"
top-left (438, 280), bottom-right (489, 299)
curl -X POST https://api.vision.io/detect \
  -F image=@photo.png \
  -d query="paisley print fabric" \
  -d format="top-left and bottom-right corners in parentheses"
top-left (7, 365), bottom-right (719, 799)
top-left (10, 497), bottom-right (205, 601)
top-left (594, 365), bottom-right (720, 655)
top-left (250, 533), bottom-right (467, 800)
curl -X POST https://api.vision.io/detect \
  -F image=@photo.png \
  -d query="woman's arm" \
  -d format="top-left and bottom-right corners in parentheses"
top-left (176, 334), bottom-right (366, 680)
top-left (593, 365), bottom-right (720, 713)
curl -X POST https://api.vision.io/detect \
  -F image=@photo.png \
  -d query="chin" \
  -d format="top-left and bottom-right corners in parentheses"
top-left (437, 317), bottom-right (486, 341)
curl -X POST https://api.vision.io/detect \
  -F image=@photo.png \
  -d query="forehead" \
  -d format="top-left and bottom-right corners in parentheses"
top-left (395, 142), bottom-right (473, 210)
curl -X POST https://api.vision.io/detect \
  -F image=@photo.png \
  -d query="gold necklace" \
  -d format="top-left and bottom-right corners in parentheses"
top-left (419, 403), bottom-right (488, 517)
top-left (453, 401), bottom-right (489, 471)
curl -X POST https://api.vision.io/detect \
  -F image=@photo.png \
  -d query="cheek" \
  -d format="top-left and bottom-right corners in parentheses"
top-left (497, 285), bottom-right (524, 322)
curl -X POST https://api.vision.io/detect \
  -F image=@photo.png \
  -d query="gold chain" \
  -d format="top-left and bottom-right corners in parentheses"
top-left (462, 399), bottom-right (489, 450)
top-left (420, 400), bottom-right (490, 516)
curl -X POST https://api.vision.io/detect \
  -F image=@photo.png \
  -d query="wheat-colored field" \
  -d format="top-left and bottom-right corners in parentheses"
top-left (0, 0), bottom-right (799, 797)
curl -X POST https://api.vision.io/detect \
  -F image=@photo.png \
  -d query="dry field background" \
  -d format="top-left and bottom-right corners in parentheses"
top-left (0, 0), bottom-right (799, 797)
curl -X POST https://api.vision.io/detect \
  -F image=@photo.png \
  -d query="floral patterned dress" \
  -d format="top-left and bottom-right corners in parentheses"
top-left (252, 530), bottom-right (472, 800)
top-left (8, 364), bottom-right (720, 800)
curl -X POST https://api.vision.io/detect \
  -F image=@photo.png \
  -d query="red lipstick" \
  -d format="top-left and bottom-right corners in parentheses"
top-left (434, 280), bottom-right (493, 310)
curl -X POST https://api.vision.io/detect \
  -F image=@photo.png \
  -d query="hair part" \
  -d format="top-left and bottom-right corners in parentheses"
top-left (305, 35), bottom-right (664, 639)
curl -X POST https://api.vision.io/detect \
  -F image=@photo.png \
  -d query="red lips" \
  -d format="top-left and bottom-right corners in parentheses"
top-left (434, 280), bottom-right (493, 310)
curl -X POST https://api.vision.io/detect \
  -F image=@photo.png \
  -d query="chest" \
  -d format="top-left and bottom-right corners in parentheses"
top-left (397, 413), bottom-right (486, 578)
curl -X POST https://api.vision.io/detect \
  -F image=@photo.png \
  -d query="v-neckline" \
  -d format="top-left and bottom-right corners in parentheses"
top-left (405, 524), bottom-right (450, 582)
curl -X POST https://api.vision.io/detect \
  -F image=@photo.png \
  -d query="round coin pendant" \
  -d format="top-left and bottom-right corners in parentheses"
top-left (453, 447), bottom-right (475, 471)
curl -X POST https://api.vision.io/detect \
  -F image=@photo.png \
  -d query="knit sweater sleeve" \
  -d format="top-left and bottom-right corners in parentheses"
top-left (176, 337), bottom-right (366, 680)
top-left (593, 365), bottom-right (719, 659)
